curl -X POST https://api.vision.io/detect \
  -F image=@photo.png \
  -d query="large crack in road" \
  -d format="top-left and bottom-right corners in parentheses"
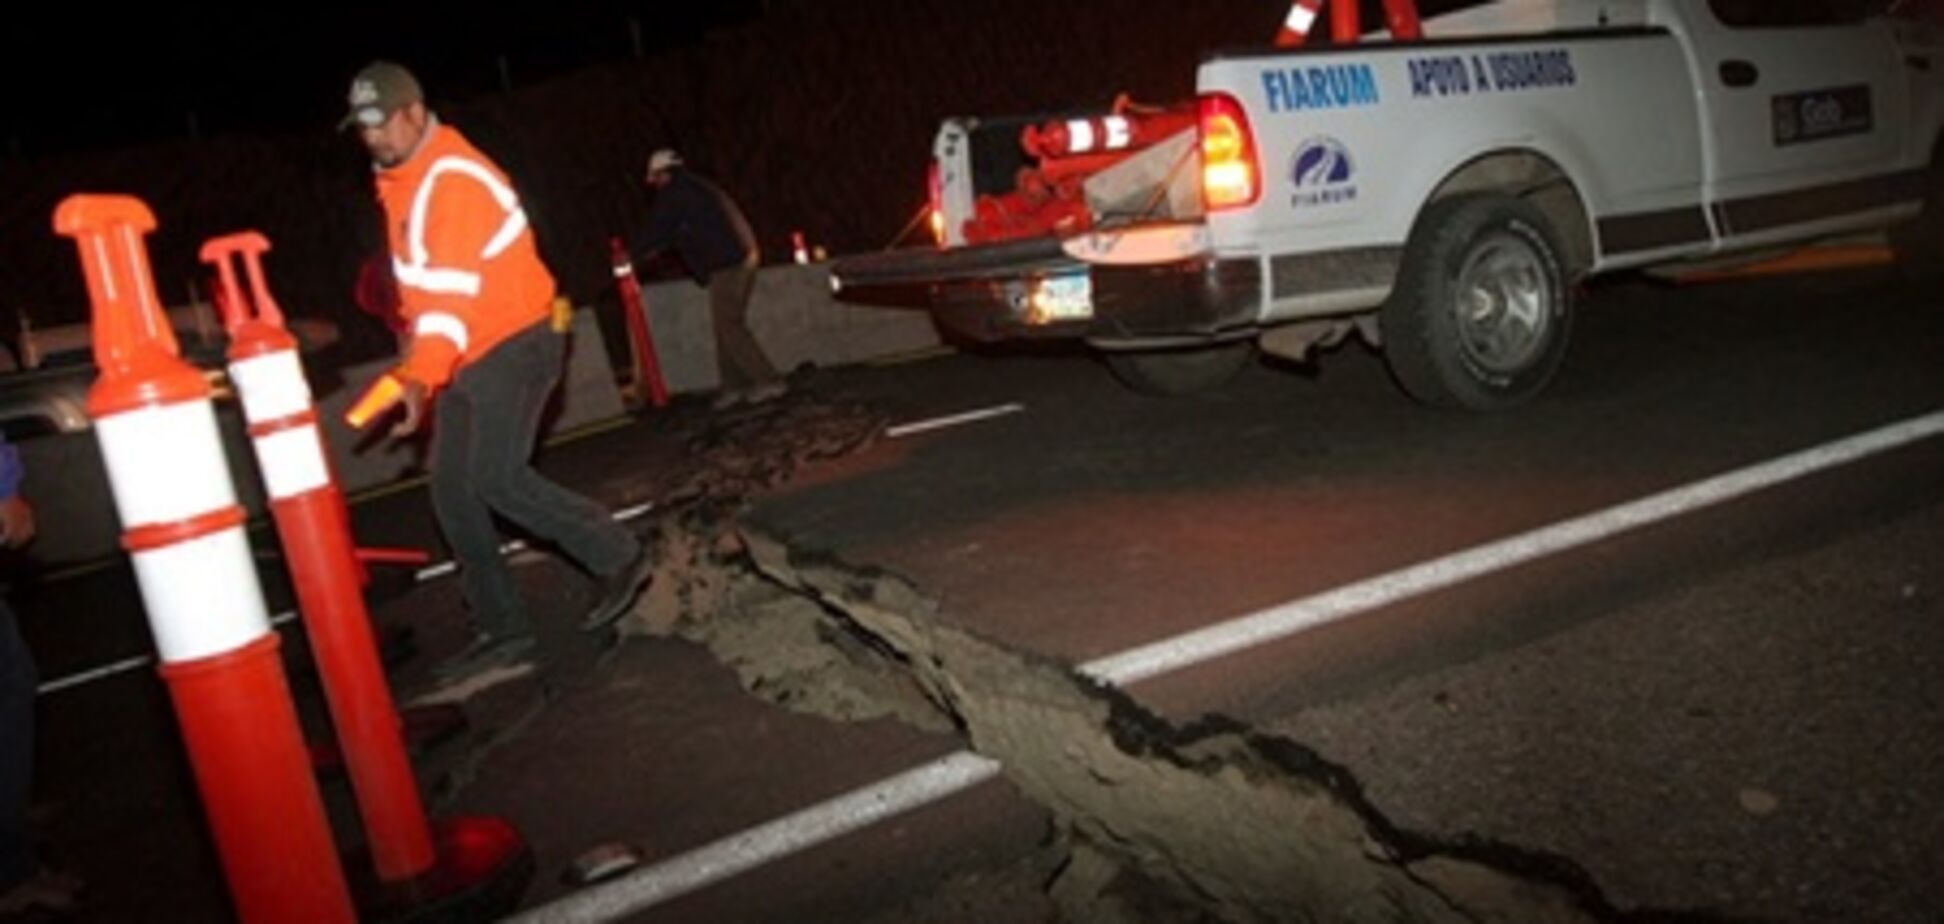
top-left (528, 389), bottom-right (1730, 922)
top-left (611, 518), bottom-right (1727, 924)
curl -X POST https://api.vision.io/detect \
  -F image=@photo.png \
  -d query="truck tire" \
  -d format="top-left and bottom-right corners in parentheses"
top-left (1103, 341), bottom-right (1257, 396)
top-left (1381, 192), bottom-right (1573, 410)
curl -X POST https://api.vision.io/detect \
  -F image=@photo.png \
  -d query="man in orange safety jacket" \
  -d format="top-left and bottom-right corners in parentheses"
top-left (343, 61), bottom-right (651, 681)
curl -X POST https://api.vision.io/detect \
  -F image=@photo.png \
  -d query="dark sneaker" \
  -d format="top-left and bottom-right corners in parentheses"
top-left (431, 633), bottom-right (537, 683)
top-left (581, 548), bottom-right (653, 633)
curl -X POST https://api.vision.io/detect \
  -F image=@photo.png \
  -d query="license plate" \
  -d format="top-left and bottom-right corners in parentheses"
top-left (1029, 273), bottom-right (1094, 323)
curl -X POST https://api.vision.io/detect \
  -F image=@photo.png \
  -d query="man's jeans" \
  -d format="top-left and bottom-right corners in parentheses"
top-left (707, 257), bottom-right (778, 389)
top-left (430, 322), bottom-right (639, 639)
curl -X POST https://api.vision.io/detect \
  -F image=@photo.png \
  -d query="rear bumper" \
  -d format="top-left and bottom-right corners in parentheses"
top-left (832, 237), bottom-right (1262, 343)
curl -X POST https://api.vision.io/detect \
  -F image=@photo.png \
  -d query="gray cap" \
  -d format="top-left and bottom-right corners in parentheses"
top-left (647, 148), bottom-right (684, 174)
top-left (340, 61), bottom-right (423, 130)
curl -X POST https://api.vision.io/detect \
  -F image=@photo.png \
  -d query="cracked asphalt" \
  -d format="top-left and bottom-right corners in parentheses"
top-left (13, 264), bottom-right (1942, 922)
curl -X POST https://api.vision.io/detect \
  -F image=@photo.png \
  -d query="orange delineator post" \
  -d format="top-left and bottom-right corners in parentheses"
top-left (354, 546), bottom-right (435, 568)
top-left (1331, 0), bottom-right (1360, 43)
top-left (202, 232), bottom-right (435, 884)
top-left (610, 236), bottom-right (669, 408)
top-left (56, 194), bottom-right (356, 924)
top-left (1278, 0), bottom-right (1422, 46)
top-left (1277, 0), bottom-right (1325, 46)
top-left (1383, 0), bottom-right (1425, 41)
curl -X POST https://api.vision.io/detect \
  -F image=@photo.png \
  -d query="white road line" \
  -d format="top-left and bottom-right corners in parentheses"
top-left (1084, 410), bottom-right (1944, 685)
top-left (36, 501), bottom-right (659, 697)
top-left (513, 408), bottom-right (1944, 923)
top-left (613, 500), bottom-right (658, 522)
top-left (33, 654), bottom-right (157, 696)
top-left (39, 604), bottom-right (306, 695)
top-left (885, 403), bottom-right (1025, 439)
top-left (503, 752), bottom-right (1002, 923)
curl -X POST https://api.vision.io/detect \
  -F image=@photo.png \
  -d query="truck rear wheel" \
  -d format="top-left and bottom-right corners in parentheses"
top-left (1103, 341), bottom-right (1257, 396)
top-left (1381, 192), bottom-right (1572, 410)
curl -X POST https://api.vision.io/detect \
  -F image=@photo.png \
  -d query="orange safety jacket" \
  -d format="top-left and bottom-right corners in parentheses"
top-left (374, 120), bottom-right (554, 389)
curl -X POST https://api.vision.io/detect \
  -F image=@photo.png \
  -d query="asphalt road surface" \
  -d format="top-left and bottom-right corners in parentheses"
top-left (12, 263), bottom-right (1941, 923)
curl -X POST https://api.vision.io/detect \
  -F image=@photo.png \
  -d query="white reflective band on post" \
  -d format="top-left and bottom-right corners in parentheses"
top-left (612, 263), bottom-right (634, 278)
top-left (96, 401), bottom-right (240, 529)
top-left (1285, 2), bottom-right (1318, 33)
top-left (393, 260), bottom-right (483, 297)
top-left (414, 312), bottom-right (472, 352)
top-left (1103, 116), bottom-right (1132, 150)
top-left (131, 526), bottom-right (273, 663)
top-left (252, 424), bottom-right (331, 501)
top-left (228, 350), bottom-right (312, 425)
top-left (1066, 119), bottom-right (1097, 153)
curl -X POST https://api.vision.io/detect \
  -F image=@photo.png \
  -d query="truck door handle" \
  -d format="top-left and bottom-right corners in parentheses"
top-left (1909, 55), bottom-right (1932, 72)
top-left (1719, 60), bottom-right (1759, 87)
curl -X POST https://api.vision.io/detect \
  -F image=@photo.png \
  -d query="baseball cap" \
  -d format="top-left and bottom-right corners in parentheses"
top-left (340, 61), bottom-right (423, 130)
top-left (647, 148), bottom-right (684, 174)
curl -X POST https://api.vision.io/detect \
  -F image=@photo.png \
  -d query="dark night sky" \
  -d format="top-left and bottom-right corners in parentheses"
top-left (0, 1), bottom-right (1520, 160)
top-left (1, 3), bottom-right (769, 159)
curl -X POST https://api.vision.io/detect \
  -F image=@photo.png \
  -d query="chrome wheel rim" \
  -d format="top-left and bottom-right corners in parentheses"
top-left (1452, 233), bottom-right (1551, 376)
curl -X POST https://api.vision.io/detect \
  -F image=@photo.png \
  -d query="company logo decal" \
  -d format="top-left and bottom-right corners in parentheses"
top-left (1290, 136), bottom-right (1357, 208)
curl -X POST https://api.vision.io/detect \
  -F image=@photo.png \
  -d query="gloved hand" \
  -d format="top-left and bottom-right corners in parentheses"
top-left (0, 495), bottom-right (34, 549)
top-left (391, 378), bottom-right (429, 439)
top-left (344, 372), bottom-right (430, 438)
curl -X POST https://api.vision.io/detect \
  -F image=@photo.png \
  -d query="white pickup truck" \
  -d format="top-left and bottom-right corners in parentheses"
top-left (832, 0), bottom-right (1943, 408)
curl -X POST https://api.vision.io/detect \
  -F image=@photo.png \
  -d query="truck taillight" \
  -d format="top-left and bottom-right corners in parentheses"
top-left (1199, 92), bottom-right (1260, 211)
top-left (928, 162), bottom-right (947, 246)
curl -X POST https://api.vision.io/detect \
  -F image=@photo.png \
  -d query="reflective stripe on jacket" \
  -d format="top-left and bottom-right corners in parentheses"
top-left (375, 121), bottom-right (554, 388)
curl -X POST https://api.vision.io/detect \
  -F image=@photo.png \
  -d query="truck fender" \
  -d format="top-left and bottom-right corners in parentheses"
top-left (1410, 148), bottom-right (1597, 279)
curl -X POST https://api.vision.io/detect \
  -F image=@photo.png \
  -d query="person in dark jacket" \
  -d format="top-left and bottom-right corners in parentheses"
top-left (0, 437), bottom-right (83, 917)
top-left (633, 149), bottom-right (784, 405)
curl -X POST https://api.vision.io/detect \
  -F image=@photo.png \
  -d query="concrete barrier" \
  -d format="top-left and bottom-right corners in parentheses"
top-left (636, 261), bottom-right (941, 393)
